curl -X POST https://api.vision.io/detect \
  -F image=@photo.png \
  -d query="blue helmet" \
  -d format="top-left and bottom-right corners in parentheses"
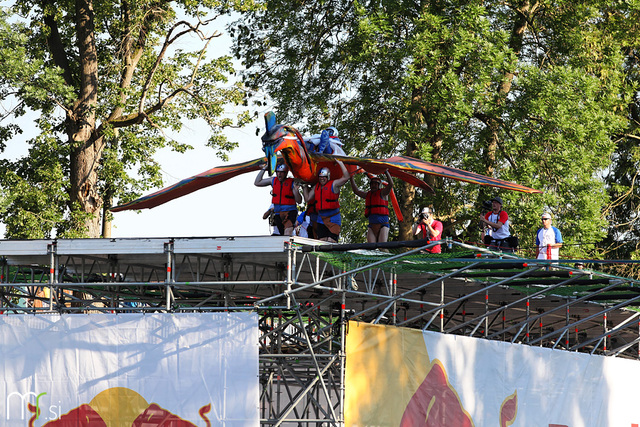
top-left (318, 167), bottom-right (331, 178)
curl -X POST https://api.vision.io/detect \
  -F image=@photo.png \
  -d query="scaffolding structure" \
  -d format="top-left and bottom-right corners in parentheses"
top-left (2, 236), bottom-right (640, 425)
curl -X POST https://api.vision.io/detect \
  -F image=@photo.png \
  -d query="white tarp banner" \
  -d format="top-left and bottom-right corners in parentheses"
top-left (422, 330), bottom-right (640, 426)
top-left (346, 321), bottom-right (640, 427)
top-left (0, 313), bottom-right (259, 426)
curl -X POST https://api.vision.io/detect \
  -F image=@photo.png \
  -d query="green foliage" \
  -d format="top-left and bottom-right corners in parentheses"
top-left (232, 0), bottom-right (636, 263)
top-left (0, 0), bottom-right (260, 237)
top-left (598, 1), bottom-right (640, 275)
top-left (0, 132), bottom-right (68, 238)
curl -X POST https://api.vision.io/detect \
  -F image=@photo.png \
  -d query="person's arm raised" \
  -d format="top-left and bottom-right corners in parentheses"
top-left (254, 167), bottom-right (272, 187)
top-left (380, 170), bottom-right (393, 197)
top-left (331, 160), bottom-right (350, 190)
top-left (349, 175), bottom-right (367, 198)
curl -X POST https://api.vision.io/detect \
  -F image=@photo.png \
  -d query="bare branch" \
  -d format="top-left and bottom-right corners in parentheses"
top-left (138, 19), bottom-right (222, 113)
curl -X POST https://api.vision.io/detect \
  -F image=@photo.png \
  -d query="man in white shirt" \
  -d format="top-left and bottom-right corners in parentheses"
top-left (536, 212), bottom-right (563, 260)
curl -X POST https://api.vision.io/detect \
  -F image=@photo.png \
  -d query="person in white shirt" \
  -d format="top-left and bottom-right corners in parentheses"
top-left (478, 196), bottom-right (513, 252)
top-left (536, 212), bottom-right (563, 260)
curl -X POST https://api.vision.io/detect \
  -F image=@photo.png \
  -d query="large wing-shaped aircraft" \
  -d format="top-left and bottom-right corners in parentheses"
top-left (111, 112), bottom-right (541, 213)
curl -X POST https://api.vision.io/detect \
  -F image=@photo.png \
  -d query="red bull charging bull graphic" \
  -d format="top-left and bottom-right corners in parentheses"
top-left (345, 321), bottom-right (640, 426)
top-left (1, 314), bottom-right (259, 426)
top-left (24, 388), bottom-right (212, 426)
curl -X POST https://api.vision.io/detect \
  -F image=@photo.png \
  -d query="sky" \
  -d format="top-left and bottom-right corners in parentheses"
top-left (0, 3), bottom-right (277, 239)
top-left (109, 120), bottom-right (274, 238)
top-left (0, 111), bottom-right (276, 239)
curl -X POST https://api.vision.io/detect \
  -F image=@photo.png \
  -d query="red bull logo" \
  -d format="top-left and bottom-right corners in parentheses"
top-left (26, 387), bottom-right (211, 427)
top-left (399, 360), bottom-right (518, 427)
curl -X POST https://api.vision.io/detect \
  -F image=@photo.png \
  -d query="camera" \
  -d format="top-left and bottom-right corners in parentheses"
top-left (479, 200), bottom-right (492, 231)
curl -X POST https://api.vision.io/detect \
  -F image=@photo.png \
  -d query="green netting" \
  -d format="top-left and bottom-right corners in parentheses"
top-left (310, 246), bottom-right (640, 307)
top-left (311, 247), bottom-right (481, 273)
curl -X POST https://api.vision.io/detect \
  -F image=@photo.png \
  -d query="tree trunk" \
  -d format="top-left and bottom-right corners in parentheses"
top-left (398, 180), bottom-right (417, 241)
top-left (424, 133), bottom-right (443, 189)
top-left (479, 0), bottom-right (537, 209)
top-left (483, 0), bottom-right (537, 178)
top-left (69, 0), bottom-right (102, 237)
top-left (102, 191), bottom-right (112, 238)
top-left (397, 88), bottom-right (444, 241)
top-left (399, 137), bottom-right (420, 240)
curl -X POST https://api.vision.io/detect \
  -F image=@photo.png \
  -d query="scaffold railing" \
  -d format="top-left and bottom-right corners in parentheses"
top-left (2, 236), bottom-right (640, 425)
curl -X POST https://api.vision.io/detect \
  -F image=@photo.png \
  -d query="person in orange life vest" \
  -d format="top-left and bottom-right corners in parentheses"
top-left (412, 207), bottom-right (443, 253)
top-left (478, 196), bottom-right (513, 252)
top-left (255, 163), bottom-right (301, 236)
top-left (303, 160), bottom-right (349, 243)
top-left (536, 212), bottom-right (563, 260)
top-left (349, 170), bottom-right (394, 243)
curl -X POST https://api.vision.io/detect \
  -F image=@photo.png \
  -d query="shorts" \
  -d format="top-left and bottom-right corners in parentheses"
top-left (317, 209), bottom-right (341, 241)
top-left (273, 209), bottom-right (298, 235)
top-left (490, 239), bottom-right (514, 253)
top-left (368, 214), bottom-right (390, 228)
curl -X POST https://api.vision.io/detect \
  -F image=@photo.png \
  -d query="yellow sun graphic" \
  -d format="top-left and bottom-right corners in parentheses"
top-left (88, 387), bottom-right (149, 427)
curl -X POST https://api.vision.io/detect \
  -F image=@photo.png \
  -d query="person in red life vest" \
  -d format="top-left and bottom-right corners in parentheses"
top-left (255, 163), bottom-right (301, 235)
top-left (412, 207), bottom-right (443, 253)
top-left (303, 160), bottom-right (350, 242)
top-left (478, 196), bottom-right (513, 252)
top-left (349, 170), bottom-right (394, 243)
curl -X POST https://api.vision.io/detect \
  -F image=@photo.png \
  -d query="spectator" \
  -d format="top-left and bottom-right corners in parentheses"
top-left (294, 210), bottom-right (311, 238)
top-left (478, 196), bottom-right (513, 252)
top-left (412, 207), bottom-right (443, 253)
top-left (536, 212), bottom-right (563, 260)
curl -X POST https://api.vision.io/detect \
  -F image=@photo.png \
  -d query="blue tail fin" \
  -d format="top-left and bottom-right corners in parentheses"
top-left (264, 111), bottom-right (276, 133)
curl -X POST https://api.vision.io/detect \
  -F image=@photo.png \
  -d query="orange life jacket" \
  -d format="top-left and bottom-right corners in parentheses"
top-left (272, 178), bottom-right (296, 206)
top-left (315, 181), bottom-right (340, 211)
top-left (365, 189), bottom-right (388, 217)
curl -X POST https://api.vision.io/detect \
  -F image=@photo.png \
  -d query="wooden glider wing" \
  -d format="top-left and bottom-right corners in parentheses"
top-left (110, 158), bottom-right (266, 212)
top-left (309, 153), bottom-right (433, 192)
top-left (313, 153), bottom-right (542, 194)
top-left (111, 151), bottom-right (540, 213)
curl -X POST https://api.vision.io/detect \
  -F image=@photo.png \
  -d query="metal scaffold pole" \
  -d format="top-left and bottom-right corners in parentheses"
top-left (339, 287), bottom-right (346, 427)
top-left (165, 240), bottom-right (174, 311)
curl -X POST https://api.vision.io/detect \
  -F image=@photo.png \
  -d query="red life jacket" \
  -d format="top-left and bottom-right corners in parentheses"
top-left (315, 181), bottom-right (340, 211)
top-left (271, 178), bottom-right (296, 206)
top-left (365, 189), bottom-right (388, 217)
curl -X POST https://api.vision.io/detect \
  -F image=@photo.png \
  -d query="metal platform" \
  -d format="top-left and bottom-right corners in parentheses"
top-left (2, 235), bottom-right (640, 425)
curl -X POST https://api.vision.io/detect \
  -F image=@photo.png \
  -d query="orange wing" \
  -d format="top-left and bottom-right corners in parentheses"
top-left (317, 153), bottom-right (541, 194)
top-left (111, 146), bottom-right (540, 213)
top-left (110, 158), bottom-right (266, 212)
top-left (111, 153), bottom-right (540, 212)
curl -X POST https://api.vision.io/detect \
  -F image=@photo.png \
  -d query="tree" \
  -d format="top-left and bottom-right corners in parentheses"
top-left (0, 0), bottom-right (257, 238)
top-left (599, 1), bottom-right (640, 274)
top-left (232, 0), bottom-right (629, 258)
